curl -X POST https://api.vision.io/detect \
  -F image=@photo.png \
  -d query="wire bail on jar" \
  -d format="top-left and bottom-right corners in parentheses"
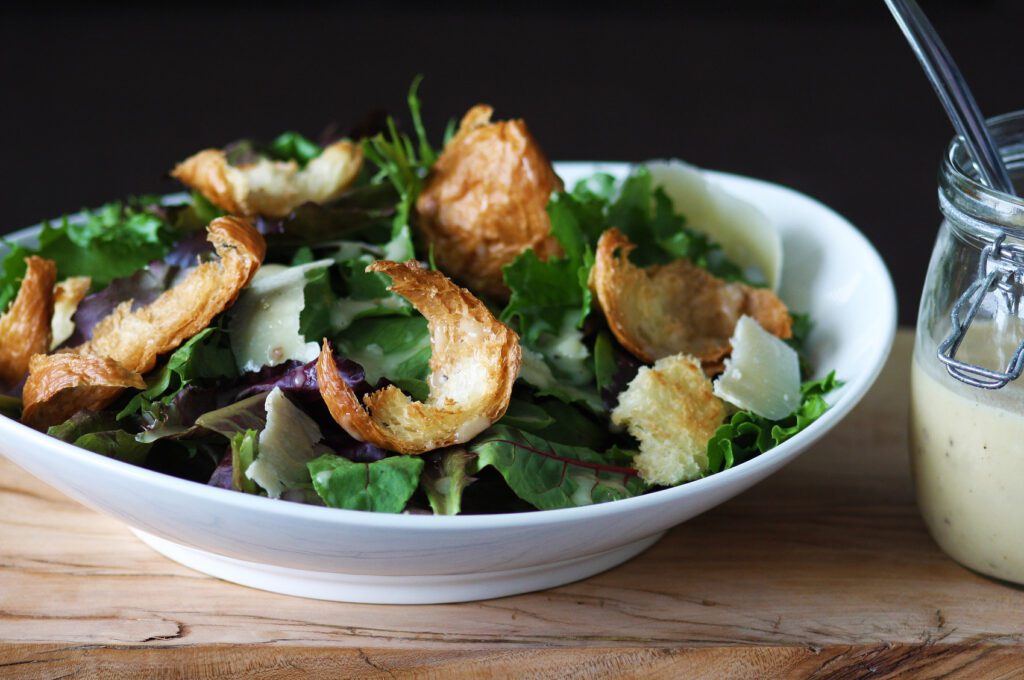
top-left (937, 233), bottom-right (1024, 388)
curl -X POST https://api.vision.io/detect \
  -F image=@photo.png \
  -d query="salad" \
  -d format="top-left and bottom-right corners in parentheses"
top-left (0, 80), bottom-right (838, 515)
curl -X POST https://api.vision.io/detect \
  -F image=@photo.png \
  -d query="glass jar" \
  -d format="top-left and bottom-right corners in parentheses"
top-left (910, 111), bottom-right (1024, 583)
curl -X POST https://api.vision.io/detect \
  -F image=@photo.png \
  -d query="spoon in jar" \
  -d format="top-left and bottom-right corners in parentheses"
top-left (884, 0), bottom-right (1015, 195)
top-left (887, 0), bottom-right (1024, 388)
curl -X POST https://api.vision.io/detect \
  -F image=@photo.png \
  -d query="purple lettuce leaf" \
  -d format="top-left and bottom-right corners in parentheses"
top-left (136, 383), bottom-right (241, 441)
top-left (235, 355), bottom-right (368, 400)
top-left (2, 376), bottom-right (26, 400)
top-left (233, 353), bottom-right (386, 461)
top-left (162, 230), bottom-right (215, 271)
top-left (207, 450), bottom-right (234, 489)
top-left (330, 441), bottom-right (389, 464)
top-left (63, 229), bottom-right (215, 348)
top-left (65, 261), bottom-right (178, 347)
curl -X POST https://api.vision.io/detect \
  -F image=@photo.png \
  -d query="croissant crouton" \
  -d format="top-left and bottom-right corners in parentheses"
top-left (172, 140), bottom-right (363, 218)
top-left (415, 105), bottom-right (563, 298)
top-left (590, 228), bottom-right (792, 370)
top-left (22, 217), bottom-right (265, 429)
top-left (317, 260), bottom-right (521, 454)
top-left (0, 256), bottom-right (56, 386)
top-left (21, 353), bottom-right (145, 429)
top-left (50, 276), bottom-right (91, 350)
top-left (611, 353), bottom-right (725, 485)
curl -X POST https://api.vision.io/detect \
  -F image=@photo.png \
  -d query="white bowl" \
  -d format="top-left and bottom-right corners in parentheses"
top-left (0, 163), bottom-right (896, 604)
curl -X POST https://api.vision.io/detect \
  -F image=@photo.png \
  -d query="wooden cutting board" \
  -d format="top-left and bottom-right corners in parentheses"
top-left (2, 330), bottom-right (1023, 679)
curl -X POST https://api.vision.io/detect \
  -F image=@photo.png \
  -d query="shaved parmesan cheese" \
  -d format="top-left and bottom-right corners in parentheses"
top-left (713, 315), bottom-right (800, 420)
top-left (645, 159), bottom-right (782, 290)
top-left (229, 260), bottom-right (333, 372)
top-left (246, 387), bottom-right (328, 498)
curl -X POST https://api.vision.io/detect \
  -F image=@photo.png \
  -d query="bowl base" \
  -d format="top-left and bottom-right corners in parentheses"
top-left (132, 529), bottom-right (665, 604)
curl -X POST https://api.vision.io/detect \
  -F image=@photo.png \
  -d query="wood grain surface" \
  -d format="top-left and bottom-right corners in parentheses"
top-left (3, 330), bottom-right (1024, 679)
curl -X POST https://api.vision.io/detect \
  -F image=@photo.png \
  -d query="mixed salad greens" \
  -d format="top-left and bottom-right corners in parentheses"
top-left (0, 81), bottom-right (839, 514)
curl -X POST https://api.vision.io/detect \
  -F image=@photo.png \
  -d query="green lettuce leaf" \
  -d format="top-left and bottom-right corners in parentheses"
top-left (517, 346), bottom-right (602, 413)
top-left (500, 167), bottom-right (751, 412)
top-left (299, 264), bottom-right (338, 341)
top-left (0, 242), bottom-right (33, 311)
top-left (500, 193), bottom-right (601, 407)
top-left (499, 396), bottom-right (610, 450)
top-left (467, 425), bottom-right (647, 510)
top-left (266, 131), bottom-right (323, 166)
top-left (498, 397), bottom-right (556, 431)
top-left (329, 226), bottom-right (415, 332)
top-left (0, 199), bottom-right (180, 310)
top-left (706, 371), bottom-right (842, 474)
top-left (231, 429), bottom-right (260, 494)
top-left (118, 326), bottom-right (237, 420)
top-left (786, 312), bottom-right (814, 377)
top-left (188, 190), bottom-right (226, 225)
top-left (225, 131), bottom-right (323, 168)
top-left (363, 75), bottom-right (437, 240)
top-left (593, 331), bottom-right (617, 396)
top-left (334, 315), bottom-right (431, 399)
top-left (48, 411), bottom-right (151, 464)
top-left (308, 454), bottom-right (424, 513)
top-left (501, 193), bottom-right (594, 347)
top-left (600, 167), bottom-right (744, 280)
top-left (75, 430), bottom-right (152, 465)
top-left (421, 449), bottom-right (476, 515)
top-left (48, 411), bottom-right (118, 442)
top-left (0, 395), bottom-right (20, 419)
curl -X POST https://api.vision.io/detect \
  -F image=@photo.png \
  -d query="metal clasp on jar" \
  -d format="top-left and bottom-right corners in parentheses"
top-left (937, 235), bottom-right (1024, 388)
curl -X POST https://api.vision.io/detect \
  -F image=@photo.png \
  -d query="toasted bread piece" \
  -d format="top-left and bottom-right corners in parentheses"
top-left (611, 353), bottom-right (725, 485)
top-left (50, 276), bottom-right (91, 350)
top-left (22, 217), bottom-right (266, 429)
top-left (317, 260), bottom-right (521, 454)
top-left (590, 228), bottom-right (791, 370)
top-left (21, 352), bottom-right (145, 429)
top-left (415, 105), bottom-right (563, 298)
top-left (172, 140), bottom-right (363, 218)
top-left (79, 216), bottom-right (264, 375)
top-left (0, 257), bottom-right (56, 385)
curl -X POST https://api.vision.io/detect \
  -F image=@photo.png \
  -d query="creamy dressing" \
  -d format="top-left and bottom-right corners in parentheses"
top-left (909, 325), bottom-right (1024, 583)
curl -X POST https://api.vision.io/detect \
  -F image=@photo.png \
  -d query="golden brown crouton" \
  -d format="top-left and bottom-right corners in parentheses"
top-left (317, 260), bottom-right (521, 454)
top-left (22, 217), bottom-right (266, 429)
top-left (415, 105), bottom-right (563, 298)
top-left (590, 228), bottom-right (792, 370)
top-left (611, 353), bottom-right (725, 485)
top-left (172, 140), bottom-right (363, 218)
top-left (21, 353), bottom-right (145, 429)
top-left (0, 257), bottom-right (56, 386)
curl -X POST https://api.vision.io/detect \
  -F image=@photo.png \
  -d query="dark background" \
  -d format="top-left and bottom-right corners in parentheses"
top-left (2, 1), bottom-right (1021, 325)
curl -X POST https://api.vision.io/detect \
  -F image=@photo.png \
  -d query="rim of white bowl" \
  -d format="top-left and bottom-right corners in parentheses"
top-left (0, 165), bottom-right (897, 530)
